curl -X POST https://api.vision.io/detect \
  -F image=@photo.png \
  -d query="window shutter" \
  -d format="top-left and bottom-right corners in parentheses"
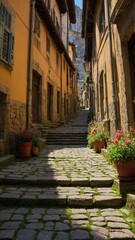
top-left (2, 28), bottom-right (10, 62)
top-left (0, 25), bottom-right (3, 59)
top-left (9, 33), bottom-right (14, 65)
top-left (0, 3), bottom-right (2, 23)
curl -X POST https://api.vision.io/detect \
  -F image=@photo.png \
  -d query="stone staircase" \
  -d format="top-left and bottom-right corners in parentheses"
top-left (0, 155), bottom-right (125, 209)
top-left (0, 109), bottom-right (135, 239)
top-left (46, 133), bottom-right (88, 145)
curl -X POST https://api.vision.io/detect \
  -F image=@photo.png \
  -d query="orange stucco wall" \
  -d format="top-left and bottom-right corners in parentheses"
top-left (0, 0), bottom-right (30, 102)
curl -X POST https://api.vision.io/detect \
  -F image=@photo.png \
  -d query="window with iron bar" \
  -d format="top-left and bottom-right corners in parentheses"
top-left (0, 2), bottom-right (14, 67)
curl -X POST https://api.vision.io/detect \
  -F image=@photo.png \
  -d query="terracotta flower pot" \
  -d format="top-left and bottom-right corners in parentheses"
top-left (93, 141), bottom-right (106, 153)
top-left (114, 160), bottom-right (135, 181)
top-left (32, 146), bottom-right (39, 156)
top-left (17, 142), bottom-right (32, 158)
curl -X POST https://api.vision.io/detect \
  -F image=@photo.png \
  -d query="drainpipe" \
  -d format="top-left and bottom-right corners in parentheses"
top-left (105, 0), bottom-right (118, 130)
top-left (60, 54), bottom-right (63, 121)
top-left (26, 0), bottom-right (35, 127)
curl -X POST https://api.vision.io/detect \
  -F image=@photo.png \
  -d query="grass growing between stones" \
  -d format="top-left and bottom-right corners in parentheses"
top-left (78, 187), bottom-right (85, 195)
top-left (54, 158), bottom-right (59, 167)
top-left (66, 172), bottom-right (71, 179)
top-left (66, 208), bottom-right (72, 221)
top-left (93, 187), bottom-right (100, 195)
top-left (111, 184), bottom-right (121, 196)
top-left (121, 207), bottom-right (135, 234)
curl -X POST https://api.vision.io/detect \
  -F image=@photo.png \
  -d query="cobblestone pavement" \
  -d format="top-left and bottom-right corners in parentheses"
top-left (0, 110), bottom-right (135, 239)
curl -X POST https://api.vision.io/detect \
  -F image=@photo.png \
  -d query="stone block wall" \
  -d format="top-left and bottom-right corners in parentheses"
top-left (9, 100), bottom-right (26, 155)
top-left (10, 100), bottom-right (26, 133)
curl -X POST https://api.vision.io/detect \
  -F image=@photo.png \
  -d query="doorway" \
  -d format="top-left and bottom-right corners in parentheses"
top-left (99, 71), bottom-right (104, 121)
top-left (47, 83), bottom-right (53, 121)
top-left (0, 92), bottom-right (7, 139)
top-left (128, 33), bottom-right (135, 119)
top-left (32, 71), bottom-right (41, 123)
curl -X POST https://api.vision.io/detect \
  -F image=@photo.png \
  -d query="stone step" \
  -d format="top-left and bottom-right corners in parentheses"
top-left (0, 176), bottom-right (113, 188)
top-left (0, 155), bottom-right (15, 169)
top-left (47, 138), bottom-right (87, 141)
top-left (46, 142), bottom-right (87, 145)
top-left (126, 193), bottom-right (135, 214)
top-left (47, 135), bottom-right (87, 137)
top-left (48, 133), bottom-right (87, 135)
top-left (0, 186), bottom-right (124, 208)
top-left (0, 207), bottom-right (134, 240)
top-left (46, 140), bottom-right (87, 143)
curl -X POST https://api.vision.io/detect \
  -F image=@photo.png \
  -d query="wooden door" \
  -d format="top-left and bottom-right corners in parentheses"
top-left (128, 33), bottom-right (135, 119)
top-left (47, 83), bottom-right (53, 121)
top-left (32, 72), bottom-right (40, 123)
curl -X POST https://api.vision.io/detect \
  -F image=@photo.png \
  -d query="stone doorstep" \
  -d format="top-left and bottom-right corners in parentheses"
top-left (114, 180), bottom-right (135, 195)
top-left (0, 155), bottom-right (15, 169)
top-left (126, 193), bottom-right (135, 214)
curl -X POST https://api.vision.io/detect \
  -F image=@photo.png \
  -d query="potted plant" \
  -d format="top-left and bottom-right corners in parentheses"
top-left (32, 138), bottom-right (40, 156)
top-left (27, 126), bottom-right (41, 156)
top-left (15, 129), bottom-right (33, 158)
top-left (87, 121), bottom-right (109, 153)
top-left (106, 128), bottom-right (135, 181)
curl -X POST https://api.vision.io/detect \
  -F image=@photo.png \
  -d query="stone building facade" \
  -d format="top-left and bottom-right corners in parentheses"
top-left (0, 0), bottom-right (77, 156)
top-left (82, 0), bottom-right (135, 134)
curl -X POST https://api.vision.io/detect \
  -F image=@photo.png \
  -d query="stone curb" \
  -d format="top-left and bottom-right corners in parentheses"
top-left (0, 155), bottom-right (15, 169)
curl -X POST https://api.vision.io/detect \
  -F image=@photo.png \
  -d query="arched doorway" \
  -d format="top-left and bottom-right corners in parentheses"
top-left (0, 91), bottom-right (7, 139)
top-left (128, 33), bottom-right (135, 121)
top-left (99, 71), bottom-right (104, 121)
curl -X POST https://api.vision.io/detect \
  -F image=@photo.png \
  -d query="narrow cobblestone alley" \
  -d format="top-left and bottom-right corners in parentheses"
top-left (0, 110), bottom-right (135, 240)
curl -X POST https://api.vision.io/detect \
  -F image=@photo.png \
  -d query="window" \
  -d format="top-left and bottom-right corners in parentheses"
top-left (56, 52), bottom-right (59, 67)
top-left (46, 34), bottom-right (50, 54)
top-left (66, 65), bottom-right (68, 86)
top-left (70, 69), bottom-right (73, 88)
top-left (64, 93), bottom-right (66, 115)
top-left (56, 17), bottom-right (60, 34)
top-left (0, 3), bottom-right (14, 67)
top-left (34, 14), bottom-right (40, 38)
top-left (52, 8), bottom-right (55, 24)
top-left (46, 0), bottom-right (51, 13)
top-left (57, 91), bottom-right (60, 114)
top-left (99, 0), bottom-right (105, 39)
top-left (63, 59), bottom-right (66, 70)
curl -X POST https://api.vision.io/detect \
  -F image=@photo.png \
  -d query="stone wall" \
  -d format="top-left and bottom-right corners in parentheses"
top-left (10, 100), bottom-right (26, 133)
top-left (91, 0), bottom-right (135, 134)
top-left (9, 100), bottom-right (26, 154)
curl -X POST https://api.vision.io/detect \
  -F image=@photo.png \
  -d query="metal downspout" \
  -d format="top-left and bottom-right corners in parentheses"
top-left (105, 0), bottom-right (118, 130)
top-left (26, 0), bottom-right (35, 127)
top-left (60, 54), bottom-right (63, 121)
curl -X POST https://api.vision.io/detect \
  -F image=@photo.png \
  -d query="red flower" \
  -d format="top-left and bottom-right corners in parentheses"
top-left (114, 139), bottom-right (119, 144)
top-left (92, 128), bottom-right (97, 134)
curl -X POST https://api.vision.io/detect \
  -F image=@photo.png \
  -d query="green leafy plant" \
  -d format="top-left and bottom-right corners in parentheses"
top-left (87, 121), bottom-right (109, 147)
top-left (15, 126), bottom-right (41, 146)
top-left (106, 128), bottom-right (135, 163)
top-left (15, 129), bottom-right (33, 143)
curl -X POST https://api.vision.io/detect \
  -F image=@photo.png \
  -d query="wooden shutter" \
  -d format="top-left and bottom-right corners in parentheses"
top-left (9, 33), bottom-right (14, 65)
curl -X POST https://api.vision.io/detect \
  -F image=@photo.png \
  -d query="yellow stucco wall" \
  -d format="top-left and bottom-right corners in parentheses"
top-left (0, 0), bottom-right (30, 102)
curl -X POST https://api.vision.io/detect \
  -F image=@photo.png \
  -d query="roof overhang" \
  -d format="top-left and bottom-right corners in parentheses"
top-left (111, 0), bottom-right (133, 23)
top-left (67, 0), bottom-right (76, 24)
top-left (35, 0), bottom-right (75, 70)
top-left (56, 0), bottom-right (67, 14)
top-left (82, 0), bottom-right (97, 61)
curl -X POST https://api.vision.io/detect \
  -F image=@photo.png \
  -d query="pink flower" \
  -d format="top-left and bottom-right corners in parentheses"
top-left (108, 138), bottom-right (113, 143)
top-left (115, 130), bottom-right (123, 139)
top-left (125, 141), bottom-right (132, 145)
